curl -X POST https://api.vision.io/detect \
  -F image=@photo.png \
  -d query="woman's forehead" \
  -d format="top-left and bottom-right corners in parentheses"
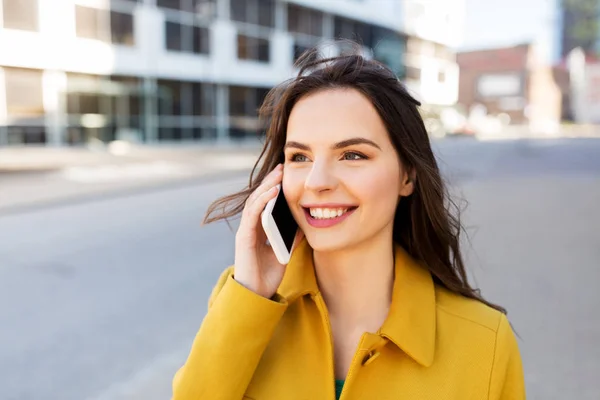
top-left (286, 88), bottom-right (388, 145)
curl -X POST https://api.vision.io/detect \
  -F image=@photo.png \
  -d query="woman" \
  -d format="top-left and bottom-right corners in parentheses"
top-left (172, 48), bottom-right (525, 400)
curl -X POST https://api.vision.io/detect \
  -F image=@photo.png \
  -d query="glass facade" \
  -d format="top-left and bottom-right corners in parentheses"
top-left (165, 21), bottom-right (210, 54)
top-left (228, 86), bottom-right (270, 138)
top-left (64, 74), bottom-right (145, 145)
top-left (156, 79), bottom-right (217, 140)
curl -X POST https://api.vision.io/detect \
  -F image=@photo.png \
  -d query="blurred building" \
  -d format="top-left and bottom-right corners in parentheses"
top-left (401, 0), bottom-right (464, 108)
top-left (566, 47), bottom-right (600, 123)
top-left (457, 43), bottom-right (564, 133)
top-left (553, 0), bottom-right (600, 124)
top-left (0, 0), bottom-right (463, 146)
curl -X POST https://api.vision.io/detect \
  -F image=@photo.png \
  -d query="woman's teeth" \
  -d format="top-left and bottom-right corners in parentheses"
top-left (309, 208), bottom-right (348, 219)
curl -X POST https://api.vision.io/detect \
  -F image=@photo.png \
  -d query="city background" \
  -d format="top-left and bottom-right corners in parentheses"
top-left (0, 0), bottom-right (599, 399)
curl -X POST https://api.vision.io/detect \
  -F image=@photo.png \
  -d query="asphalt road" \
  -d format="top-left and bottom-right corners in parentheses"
top-left (0, 138), bottom-right (599, 400)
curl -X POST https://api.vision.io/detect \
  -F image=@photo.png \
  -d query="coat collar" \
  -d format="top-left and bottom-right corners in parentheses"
top-left (278, 238), bottom-right (436, 367)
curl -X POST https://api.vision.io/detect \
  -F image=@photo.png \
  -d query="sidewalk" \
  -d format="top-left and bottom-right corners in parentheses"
top-left (0, 142), bottom-right (264, 214)
top-left (474, 124), bottom-right (600, 141)
top-left (0, 140), bottom-right (264, 173)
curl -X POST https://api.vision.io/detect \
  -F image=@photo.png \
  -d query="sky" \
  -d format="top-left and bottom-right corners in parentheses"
top-left (461, 0), bottom-right (558, 58)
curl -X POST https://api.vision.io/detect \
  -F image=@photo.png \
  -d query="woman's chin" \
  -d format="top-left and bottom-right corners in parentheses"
top-left (304, 232), bottom-right (356, 254)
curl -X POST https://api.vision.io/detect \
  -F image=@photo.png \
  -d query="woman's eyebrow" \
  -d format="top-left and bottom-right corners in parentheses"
top-left (284, 141), bottom-right (310, 151)
top-left (333, 137), bottom-right (381, 150)
top-left (284, 137), bottom-right (381, 151)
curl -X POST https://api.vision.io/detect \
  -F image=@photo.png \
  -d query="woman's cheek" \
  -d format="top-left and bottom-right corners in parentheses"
top-left (344, 165), bottom-right (399, 203)
top-left (282, 168), bottom-right (305, 201)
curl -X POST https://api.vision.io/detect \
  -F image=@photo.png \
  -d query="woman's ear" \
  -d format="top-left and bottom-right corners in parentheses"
top-left (399, 169), bottom-right (416, 197)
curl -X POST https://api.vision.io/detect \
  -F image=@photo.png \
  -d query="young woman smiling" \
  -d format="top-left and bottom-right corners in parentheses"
top-left (171, 48), bottom-right (526, 400)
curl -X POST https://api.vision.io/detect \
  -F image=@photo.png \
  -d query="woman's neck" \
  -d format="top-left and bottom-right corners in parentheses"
top-left (313, 234), bottom-right (395, 331)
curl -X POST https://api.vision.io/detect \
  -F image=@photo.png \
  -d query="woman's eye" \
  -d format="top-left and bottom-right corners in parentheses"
top-left (290, 153), bottom-right (309, 162)
top-left (342, 151), bottom-right (367, 161)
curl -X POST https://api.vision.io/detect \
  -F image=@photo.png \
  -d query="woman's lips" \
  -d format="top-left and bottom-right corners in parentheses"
top-left (303, 207), bottom-right (358, 228)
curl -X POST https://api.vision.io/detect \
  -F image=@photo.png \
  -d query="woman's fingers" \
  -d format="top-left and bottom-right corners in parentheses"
top-left (237, 165), bottom-right (283, 244)
top-left (245, 184), bottom-right (279, 228)
top-left (244, 165), bottom-right (282, 211)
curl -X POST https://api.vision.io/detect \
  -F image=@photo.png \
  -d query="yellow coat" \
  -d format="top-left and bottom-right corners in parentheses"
top-left (172, 239), bottom-right (526, 399)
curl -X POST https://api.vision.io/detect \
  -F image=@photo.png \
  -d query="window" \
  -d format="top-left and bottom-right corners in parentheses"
top-left (192, 127), bottom-right (216, 139)
top-left (334, 17), bottom-right (372, 48)
top-left (435, 44), bottom-right (455, 61)
top-left (156, 79), bottom-right (216, 141)
top-left (229, 85), bottom-right (270, 138)
top-left (2, 0), bottom-right (38, 31)
top-left (371, 27), bottom-right (404, 77)
top-left (230, 0), bottom-right (274, 27)
top-left (165, 21), bottom-right (183, 51)
top-left (157, 0), bottom-right (180, 10)
top-left (477, 74), bottom-right (522, 98)
top-left (407, 37), bottom-right (422, 54)
top-left (110, 0), bottom-right (140, 6)
top-left (229, 86), bottom-right (269, 117)
top-left (192, 82), bottom-right (215, 116)
top-left (4, 68), bottom-right (44, 117)
top-left (75, 6), bottom-right (135, 46)
top-left (157, 0), bottom-right (215, 17)
top-left (110, 75), bottom-right (142, 116)
top-left (157, 79), bottom-right (215, 116)
top-left (66, 76), bottom-right (99, 115)
top-left (230, 0), bottom-right (246, 23)
top-left (66, 74), bottom-right (102, 115)
top-left (405, 66), bottom-right (421, 81)
top-left (293, 43), bottom-right (311, 63)
top-left (158, 80), bottom-right (183, 115)
top-left (164, 21), bottom-right (210, 54)
top-left (257, 0), bottom-right (274, 28)
top-left (237, 34), bottom-right (269, 62)
top-left (65, 74), bottom-right (143, 144)
top-left (193, 26), bottom-right (210, 54)
top-left (75, 6), bottom-right (104, 41)
top-left (287, 5), bottom-right (323, 37)
top-left (77, 93), bottom-right (101, 114)
top-left (6, 126), bottom-right (46, 144)
top-left (111, 11), bottom-right (134, 45)
top-left (438, 71), bottom-right (446, 83)
top-left (229, 86), bottom-right (248, 116)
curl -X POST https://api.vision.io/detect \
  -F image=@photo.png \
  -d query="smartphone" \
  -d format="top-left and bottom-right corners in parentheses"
top-left (261, 184), bottom-right (299, 265)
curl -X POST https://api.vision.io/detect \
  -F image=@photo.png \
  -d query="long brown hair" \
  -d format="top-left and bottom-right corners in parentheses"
top-left (204, 45), bottom-right (505, 314)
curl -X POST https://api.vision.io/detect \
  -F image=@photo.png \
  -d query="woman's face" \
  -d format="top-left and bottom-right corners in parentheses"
top-left (283, 88), bottom-right (414, 253)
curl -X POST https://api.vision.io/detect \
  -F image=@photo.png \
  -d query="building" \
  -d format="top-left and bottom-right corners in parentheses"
top-left (400, 0), bottom-right (464, 108)
top-left (457, 43), bottom-right (564, 133)
top-left (0, 0), bottom-right (463, 146)
top-left (566, 47), bottom-right (600, 123)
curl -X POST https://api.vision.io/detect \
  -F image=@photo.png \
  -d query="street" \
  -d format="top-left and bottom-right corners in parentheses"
top-left (0, 138), bottom-right (599, 399)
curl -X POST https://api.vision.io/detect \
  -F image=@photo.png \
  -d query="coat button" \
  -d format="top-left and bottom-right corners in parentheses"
top-left (361, 350), bottom-right (381, 366)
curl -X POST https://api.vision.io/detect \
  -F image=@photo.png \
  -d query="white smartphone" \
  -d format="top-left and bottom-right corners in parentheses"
top-left (261, 184), bottom-right (299, 265)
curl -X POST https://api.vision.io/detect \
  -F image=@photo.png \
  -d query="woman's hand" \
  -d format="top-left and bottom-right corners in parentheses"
top-left (233, 164), bottom-right (303, 299)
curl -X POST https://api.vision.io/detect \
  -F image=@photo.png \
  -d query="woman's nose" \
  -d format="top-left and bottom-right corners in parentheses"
top-left (304, 162), bottom-right (338, 192)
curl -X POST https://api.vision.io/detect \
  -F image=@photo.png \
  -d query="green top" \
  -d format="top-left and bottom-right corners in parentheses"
top-left (335, 379), bottom-right (345, 399)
